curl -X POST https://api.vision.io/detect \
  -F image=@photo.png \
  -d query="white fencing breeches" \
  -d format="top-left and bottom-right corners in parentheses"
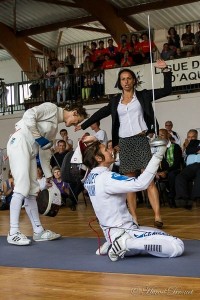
top-left (106, 226), bottom-right (184, 258)
top-left (7, 128), bottom-right (39, 197)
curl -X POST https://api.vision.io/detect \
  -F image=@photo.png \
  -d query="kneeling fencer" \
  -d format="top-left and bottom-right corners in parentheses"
top-left (7, 102), bottom-right (88, 246)
top-left (81, 136), bottom-right (184, 261)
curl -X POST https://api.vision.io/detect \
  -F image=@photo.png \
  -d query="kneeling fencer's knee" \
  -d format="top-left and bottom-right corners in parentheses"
top-left (170, 238), bottom-right (184, 257)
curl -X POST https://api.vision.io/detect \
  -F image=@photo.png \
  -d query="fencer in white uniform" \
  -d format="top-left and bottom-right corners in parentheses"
top-left (83, 137), bottom-right (184, 261)
top-left (7, 102), bottom-right (87, 246)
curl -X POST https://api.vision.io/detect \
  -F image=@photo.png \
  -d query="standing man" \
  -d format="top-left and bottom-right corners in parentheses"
top-left (7, 102), bottom-right (88, 246)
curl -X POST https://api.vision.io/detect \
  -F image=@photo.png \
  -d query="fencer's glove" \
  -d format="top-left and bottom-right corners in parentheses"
top-left (35, 137), bottom-right (53, 150)
top-left (145, 145), bottom-right (167, 175)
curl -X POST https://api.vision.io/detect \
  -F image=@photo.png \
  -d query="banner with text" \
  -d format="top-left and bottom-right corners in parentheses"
top-left (105, 56), bottom-right (200, 94)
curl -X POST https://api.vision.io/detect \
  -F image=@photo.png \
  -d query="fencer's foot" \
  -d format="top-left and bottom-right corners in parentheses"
top-left (7, 232), bottom-right (31, 246)
top-left (108, 232), bottom-right (130, 262)
top-left (96, 241), bottom-right (110, 255)
top-left (33, 230), bottom-right (61, 242)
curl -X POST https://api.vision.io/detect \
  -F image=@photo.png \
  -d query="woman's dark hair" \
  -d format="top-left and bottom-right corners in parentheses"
top-left (168, 27), bottom-right (177, 35)
top-left (130, 33), bottom-right (139, 46)
top-left (117, 68), bottom-right (138, 90)
top-left (83, 141), bottom-right (105, 170)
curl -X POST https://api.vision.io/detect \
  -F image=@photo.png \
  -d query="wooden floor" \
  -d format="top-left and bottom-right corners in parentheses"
top-left (0, 198), bottom-right (200, 300)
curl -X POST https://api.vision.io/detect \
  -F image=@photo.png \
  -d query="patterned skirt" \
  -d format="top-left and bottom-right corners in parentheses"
top-left (119, 135), bottom-right (152, 174)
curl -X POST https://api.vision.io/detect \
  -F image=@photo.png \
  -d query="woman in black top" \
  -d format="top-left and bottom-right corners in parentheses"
top-left (75, 59), bottom-right (172, 227)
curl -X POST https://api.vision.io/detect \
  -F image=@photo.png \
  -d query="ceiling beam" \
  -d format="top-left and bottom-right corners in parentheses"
top-left (121, 16), bottom-right (145, 31)
top-left (0, 22), bottom-right (42, 80)
top-left (118, 0), bottom-right (200, 16)
top-left (24, 37), bottom-right (45, 53)
top-left (17, 16), bottom-right (96, 37)
top-left (72, 25), bottom-right (108, 34)
top-left (34, 0), bottom-right (82, 8)
top-left (74, 0), bottom-right (129, 43)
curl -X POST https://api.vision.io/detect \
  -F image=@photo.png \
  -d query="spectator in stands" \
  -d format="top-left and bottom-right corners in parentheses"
top-left (165, 120), bottom-right (181, 145)
top-left (160, 43), bottom-right (175, 61)
top-left (82, 56), bottom-right (94, 74)
top-left (129, 33), bottom-right (143, 64)
top-left (64, 48), bottom-right (76, 74)
top-left (90, 121), bottom-right (108, 145)
top-left (167, 27), bottom-right (180, 50)
top-left (140, 32), bottom-right (157, 63)
top-left (55, 61), bottom-right (69, 77)
top-left (175, 129), bottom-right (200, 209)
top-left (181, 24), bottom-right (195, 52)
top-left (95, 40), bottom-right (107, 69)
top-left (50, 140), bottom-right (69, 169)
top-left (52, 166), bottom-right (70, 207)
top-left (71, 67), bottom-right (84, 102)
top-left (101, 53), bottom-right (117, 70)
top-left (45, 65), bottom-right (56, 101)
top-left (0, 170), bottom-right (14, 210)
top-left (121, 50), bottom-right (134, 67)
top-left (48, 49), bottom-right (59, 68)
top-left (37, 165), bottom-right (46, 191)
top-left (106, 38), bottom-right (118, 62)
top-left (194, 23), bottom-right (200, 54)
top-left (174, 48), bottom-right (184, 59)
top-left (157, 129), bottom-right (182, 208)
top-left (87, 41), bottom-right (98, 66)
top-left (117, 34), bottom-right (131, 64)
top-left (60, 128), bottom-right (73, 150)
top-left (90, 71), bottom-right (104, 101)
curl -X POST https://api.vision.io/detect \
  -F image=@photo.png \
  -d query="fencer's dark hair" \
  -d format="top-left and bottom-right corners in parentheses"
top-left (83, 141), bottom-right (105, 170)
top-left (117, 68), bottom-right (138, 90)
top-left (64, 104), bottom-right (89, 119)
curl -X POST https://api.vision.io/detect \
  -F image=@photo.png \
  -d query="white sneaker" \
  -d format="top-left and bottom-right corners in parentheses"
top-left (33, 229), bottom-right (61, 242)
top-left (96, 241), bottom-right (110, 255)
top-left (7, 232), bottom-right (31, 246)
top-left (108, 232), bottom-right (130, 262)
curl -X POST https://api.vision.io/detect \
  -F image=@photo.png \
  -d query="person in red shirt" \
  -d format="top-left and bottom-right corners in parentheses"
top-left (95, 40), bottom-right (108, 69)
top-left (121, 50), bottom-right (134, 67)
top-left (106, 38), bottom-right (118, 61)
top-left (140, 32), bottom-right (157, 63)
top-left (101, 53), bottom-right (118, 70)
top-left (129, 33), bottom-right (143, 64)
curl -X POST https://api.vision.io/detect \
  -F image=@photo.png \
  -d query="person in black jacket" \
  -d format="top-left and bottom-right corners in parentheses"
top-left (75, 59), bottom-right (172, 227)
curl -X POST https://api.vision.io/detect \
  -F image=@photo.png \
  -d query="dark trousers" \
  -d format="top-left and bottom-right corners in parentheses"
top-left (175, 163), bottom-right (200, 200)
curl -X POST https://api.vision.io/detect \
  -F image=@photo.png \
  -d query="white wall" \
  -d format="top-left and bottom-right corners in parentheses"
top-left (0, 92), bottom-right (200, 150)
top-left (0, 59), bottom-right (22, 84)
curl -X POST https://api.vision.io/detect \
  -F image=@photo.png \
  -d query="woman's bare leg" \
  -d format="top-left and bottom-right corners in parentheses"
top-left (125, 172), bottom-right (138, 224)
top-left (147, 180), bottom-right (163, 226)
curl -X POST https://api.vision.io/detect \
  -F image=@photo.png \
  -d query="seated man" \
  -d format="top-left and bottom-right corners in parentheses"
top-left (156, 129), bottom-right (182, 208)
top-left (82, 136), bottom-right (184, 262)
top-left (175, 129), bottom-right (200, 209)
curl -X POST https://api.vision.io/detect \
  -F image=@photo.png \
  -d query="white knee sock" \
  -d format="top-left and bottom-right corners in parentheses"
top-left (24, 195), bottom-right (44, 234)
top-left (9, 192), bottom-right (24, 235)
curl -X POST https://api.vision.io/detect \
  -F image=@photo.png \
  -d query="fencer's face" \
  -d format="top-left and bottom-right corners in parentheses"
top-left (95, 144), bottom-right (115, 167)
top-left (64, 110), bottom-right (84, 127)
top-left (120, 72), bottom-right (135, 92)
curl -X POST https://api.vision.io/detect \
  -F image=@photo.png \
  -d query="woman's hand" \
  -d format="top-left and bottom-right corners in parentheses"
top-left (82, 135), bottom-right (97, 144)
top-left (155, 59), bottom-right (167, 69)
top-left (74, 124), bottom-right (81, 132)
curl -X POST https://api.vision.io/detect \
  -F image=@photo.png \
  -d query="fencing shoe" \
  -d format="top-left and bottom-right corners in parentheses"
top-left (7, 232), bottom-right (31, 246)
top-left (96, 241), bottom-right (110, 255)
top-left (33, 229), bottom-right (61, 242)
top-left (108, 232), bottom-right (130, 262)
